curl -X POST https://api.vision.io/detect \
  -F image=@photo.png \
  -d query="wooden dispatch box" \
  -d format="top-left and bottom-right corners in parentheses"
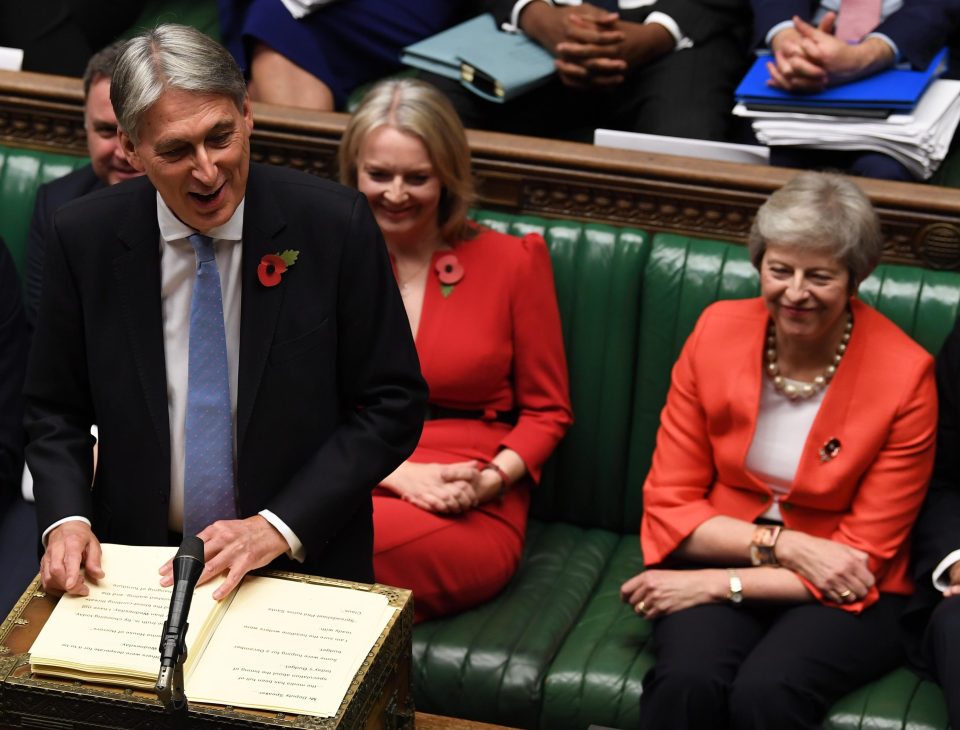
top-left (0, 571), bottom-right (414, 730)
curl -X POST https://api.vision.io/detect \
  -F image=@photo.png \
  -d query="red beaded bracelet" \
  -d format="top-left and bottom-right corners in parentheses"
top-left (483, 461), bottom-right (510, 501)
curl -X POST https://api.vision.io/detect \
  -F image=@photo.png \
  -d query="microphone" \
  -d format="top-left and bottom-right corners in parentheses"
top-left (156, 536), bottom-right (204, 710)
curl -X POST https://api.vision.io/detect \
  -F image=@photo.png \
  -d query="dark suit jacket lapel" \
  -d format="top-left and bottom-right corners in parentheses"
top-left (112, 181), bottom-right (170, 459)
top-left (237, 165), bottom-right (288, 454)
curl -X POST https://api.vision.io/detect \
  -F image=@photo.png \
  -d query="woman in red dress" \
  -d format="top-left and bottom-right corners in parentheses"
top-left (340, 79), bottom-right (573, 622)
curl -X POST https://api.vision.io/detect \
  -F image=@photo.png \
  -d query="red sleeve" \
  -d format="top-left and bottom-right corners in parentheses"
top-left (499, 233), bottom-right (573, 483)
top-left (640, 309), bottom-right (722, 565)
top-left (807, 354), bottom-right (937, 613)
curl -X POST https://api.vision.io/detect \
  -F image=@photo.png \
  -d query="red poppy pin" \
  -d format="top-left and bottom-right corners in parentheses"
top-left (258, 249), bottom-right (299, 287)
top-left (435, 253), bottom-right (464, 298)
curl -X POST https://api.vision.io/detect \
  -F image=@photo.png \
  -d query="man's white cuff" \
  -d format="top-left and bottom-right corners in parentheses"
top-left (41, 516), bottom-right (92, 548)
top-left (259, 509), bottom-right (306, 562)
top-left (503, 0), bottom-right (553, 33)
top-left (932, 549), bottom-right (960, 591)
top-left (645, 12), bottom-right (691, 49)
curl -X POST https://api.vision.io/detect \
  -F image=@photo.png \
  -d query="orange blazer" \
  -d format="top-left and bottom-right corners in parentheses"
top-left (640, 297), bottom-right (937, 611)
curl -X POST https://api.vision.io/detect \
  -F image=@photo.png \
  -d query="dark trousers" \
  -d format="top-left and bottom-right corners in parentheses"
top-left (769, 147), bottom-right (917, 182)
top-left (920, 596), bottom-right (960, 729)
top-left (0, 497), bottom-right (39, 618)
top-left (639, 594), bottom-right (908, 730)
top-left (424, 31), bottom-right (749, 144)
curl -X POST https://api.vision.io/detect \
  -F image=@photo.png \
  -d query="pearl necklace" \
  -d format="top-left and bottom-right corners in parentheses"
top-left (765, 313), bottom-right (853, 400)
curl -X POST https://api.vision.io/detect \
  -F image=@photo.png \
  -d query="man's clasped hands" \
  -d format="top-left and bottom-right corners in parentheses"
top-left (521, 2), bottom-right (676, 88)
top-left (767, 12), bottom-right (895, 92)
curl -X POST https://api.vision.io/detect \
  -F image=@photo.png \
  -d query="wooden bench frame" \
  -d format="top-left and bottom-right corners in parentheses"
top-left (3, 69), bottom-right (960, 269)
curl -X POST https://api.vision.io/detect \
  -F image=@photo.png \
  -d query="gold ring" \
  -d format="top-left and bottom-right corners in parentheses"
top-left (838, 589), bottom-right (852, 599)
top-left (638, 600), bottom-right (647, 615)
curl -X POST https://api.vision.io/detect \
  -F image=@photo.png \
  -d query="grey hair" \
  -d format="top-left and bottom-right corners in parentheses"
top-left (111, 24), bottom-right (246, 145)
top-left (748, 171), bottom-right (882, 287)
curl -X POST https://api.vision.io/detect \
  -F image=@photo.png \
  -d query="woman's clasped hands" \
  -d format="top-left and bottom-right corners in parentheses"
top-left (774, 529), bottom-right (875, 604)
top-left (381, 460), bottom-right (503, 514)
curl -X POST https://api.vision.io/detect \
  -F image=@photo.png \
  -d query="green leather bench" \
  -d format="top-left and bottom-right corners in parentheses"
top-left (2, 142), bottom-right (957, 729)
top-left (415, 213), bottom-right (960, 730)
top-left (0, 148), bottom-right (88, 275)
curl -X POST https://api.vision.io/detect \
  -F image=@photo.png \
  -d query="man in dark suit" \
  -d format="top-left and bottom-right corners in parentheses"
top-left (905, 314), bottom-right (960, 728)
top-left (751, 0), bottom-right (950, 180)
top-left (25, 40), bottom-right (142, 333)
top-left (25, 24), bottom-right (426, 600)
top-left (0, 236), bottom-right (30, 617)
top-left (427, 0), bottom-right (751, 143)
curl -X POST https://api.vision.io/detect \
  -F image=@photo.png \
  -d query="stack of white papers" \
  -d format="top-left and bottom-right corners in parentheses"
top-left (734, 80), bottom-right (960, 180)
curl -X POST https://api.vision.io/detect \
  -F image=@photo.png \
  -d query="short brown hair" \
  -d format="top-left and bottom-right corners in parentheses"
top-left (82, 40), bottom-right (127, 99)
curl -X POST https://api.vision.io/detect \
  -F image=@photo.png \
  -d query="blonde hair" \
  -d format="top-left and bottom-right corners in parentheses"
top-left (339, 78), bottom-right (475, 243)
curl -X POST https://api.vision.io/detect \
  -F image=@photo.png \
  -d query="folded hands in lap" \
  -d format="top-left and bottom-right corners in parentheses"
top-left (620, 568), bottom-right (727, 620)
top-left (521, 3), bottom-right (674, 89)
top-left (617, 527), bottom-right (875, 618)
top-left (774, 529), bottom-right (874, 603)
top-left (768, 13), bottom-right (895, 92)
top-left (380, 460), bottom-right (492, 514)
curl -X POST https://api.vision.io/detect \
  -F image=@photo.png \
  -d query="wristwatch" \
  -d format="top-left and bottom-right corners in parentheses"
top-left (750, 525), bottom-right (782, 567)
top-left (727, 569), bottom-right (743, 605)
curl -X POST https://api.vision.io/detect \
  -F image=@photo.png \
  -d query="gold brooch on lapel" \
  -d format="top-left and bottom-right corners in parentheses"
top-left (258, 249), bottom-right (299, 288)
top-left (819, 438), bottom-right (841, 463)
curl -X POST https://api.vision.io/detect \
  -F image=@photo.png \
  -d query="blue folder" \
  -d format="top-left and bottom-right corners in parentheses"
top-left (735, 47), bottom-right (948, 112)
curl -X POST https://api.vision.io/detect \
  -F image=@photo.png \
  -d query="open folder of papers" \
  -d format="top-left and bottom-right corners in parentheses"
top-left (735, 48), bottom-right (948, 112)
top-left (401, 13), bottom-right (555, 102)
top-left (28, 544), bottom-right (397, 718)
top-left (735, 79), bottom-right (960, 180)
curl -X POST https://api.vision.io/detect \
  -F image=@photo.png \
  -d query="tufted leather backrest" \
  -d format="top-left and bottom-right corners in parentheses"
top-left (470, 218), bottom-right (960, 536)
top-left (622, 239), bottom-right (960, 536)
top-left (3, 174), bottom-right (957, 538)
top-left (0, 146), bottom-right (89, 274)
top-left (623, 235), bottom-right (760, 533)
top-left (471, 211), bottom-right (650, 530)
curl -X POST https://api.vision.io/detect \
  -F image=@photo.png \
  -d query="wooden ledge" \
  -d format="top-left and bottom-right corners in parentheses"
top-left (3, 69), bottom-right (960, 268)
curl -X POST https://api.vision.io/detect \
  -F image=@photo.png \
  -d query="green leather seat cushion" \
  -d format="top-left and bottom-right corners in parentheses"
top-left (541, 536), bottom-right (650, 730)
top-left (413, 232), bottom-right (960, 729)
top-left (549, 553), bottom-right (949, 730)
top-left (412, 520), bottom-right (620, 727)
top-left (0, 147), bottom-right (89, 274)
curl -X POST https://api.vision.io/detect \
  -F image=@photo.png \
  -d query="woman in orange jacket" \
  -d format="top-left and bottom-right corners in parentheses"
top-left (621, 171), bottom-right (937, 729)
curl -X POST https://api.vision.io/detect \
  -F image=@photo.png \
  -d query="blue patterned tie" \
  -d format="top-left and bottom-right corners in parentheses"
top-left (183, 233), bottom-right (236, 536)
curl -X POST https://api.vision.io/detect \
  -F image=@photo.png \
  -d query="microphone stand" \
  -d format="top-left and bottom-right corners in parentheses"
top-left (156, 644), bottom-right (187, 712)
top-left (155, 536), bottom-right (205, 726)
top-left (155, 605), bottom-right (190, 730)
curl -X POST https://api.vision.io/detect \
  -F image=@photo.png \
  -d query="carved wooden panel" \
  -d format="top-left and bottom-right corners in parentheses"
top-left (4, 69), bottom-right (960, 270)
